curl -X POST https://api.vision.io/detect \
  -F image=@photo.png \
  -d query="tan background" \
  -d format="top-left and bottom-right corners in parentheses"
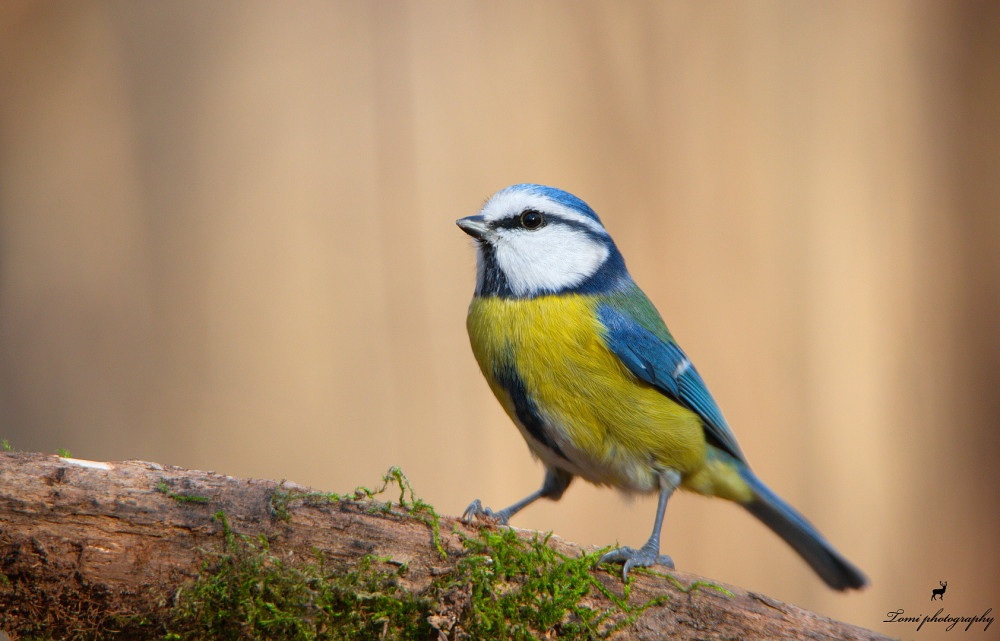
top-left (1, 2), bottom-right (998, 637)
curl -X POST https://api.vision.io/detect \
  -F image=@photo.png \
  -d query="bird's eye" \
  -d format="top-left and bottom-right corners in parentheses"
top-left (520, 210), bottom-right (545, 230)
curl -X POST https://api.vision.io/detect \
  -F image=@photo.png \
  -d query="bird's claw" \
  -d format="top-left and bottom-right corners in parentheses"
top-left (461, 499), bottom-right (509, 525)
top-left (599, 544), bottom-right (674, 581)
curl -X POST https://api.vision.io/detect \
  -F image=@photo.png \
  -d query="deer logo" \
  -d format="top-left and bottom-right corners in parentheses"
top-left (931, 580), bottom-right (948, 601)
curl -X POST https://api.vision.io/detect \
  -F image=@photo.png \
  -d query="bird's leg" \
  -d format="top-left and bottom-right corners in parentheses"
top-left (600, 469), bottom-right (681, 580)
top-left (463, 467), bottom-right (572, 525)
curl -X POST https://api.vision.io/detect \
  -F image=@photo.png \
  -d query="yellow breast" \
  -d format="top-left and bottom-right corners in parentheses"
top-left (467, 294), bottom-right (709, 492)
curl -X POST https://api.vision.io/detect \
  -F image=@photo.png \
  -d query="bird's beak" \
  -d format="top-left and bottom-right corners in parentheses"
top-left (456, 215), bottom-right (490, 240)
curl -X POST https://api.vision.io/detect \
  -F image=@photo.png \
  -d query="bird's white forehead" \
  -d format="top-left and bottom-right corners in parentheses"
top-left (480, 189), bottom-right (608, 236)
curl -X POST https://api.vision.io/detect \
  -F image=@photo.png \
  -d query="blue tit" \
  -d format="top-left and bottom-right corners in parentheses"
top-left (456, 184), bottom-right (867, 590)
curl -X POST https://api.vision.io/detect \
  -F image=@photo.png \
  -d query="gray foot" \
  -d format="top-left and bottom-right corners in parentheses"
top-left (461, 499), bottom-right (510, 525)
top-left (600, 542), bottom-right (674, 581)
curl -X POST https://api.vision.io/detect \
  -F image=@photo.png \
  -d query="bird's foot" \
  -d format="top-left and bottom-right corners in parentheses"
top-left (599, 541), bottom-right (674, 581)
top-left (461, 499), bottom-right (510, 525)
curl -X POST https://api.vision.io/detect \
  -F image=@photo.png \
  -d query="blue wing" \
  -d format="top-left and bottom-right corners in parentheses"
top-left (597, 303), bottom-right (747, 464)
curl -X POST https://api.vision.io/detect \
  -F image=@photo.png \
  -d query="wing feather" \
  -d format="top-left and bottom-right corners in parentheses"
top-left (597, 302), bottom-right (747, 463)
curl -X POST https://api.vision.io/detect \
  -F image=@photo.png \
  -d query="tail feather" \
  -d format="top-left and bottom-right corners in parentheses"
top-left (739, 467), bottom-right (868, 591)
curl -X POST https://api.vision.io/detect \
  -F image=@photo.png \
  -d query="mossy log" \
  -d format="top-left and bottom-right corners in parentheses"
top-left (0, 451), bottom-right (888, 640)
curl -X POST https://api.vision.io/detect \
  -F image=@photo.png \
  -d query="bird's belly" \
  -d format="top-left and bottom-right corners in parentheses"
top-left (467, 295), bottom-right (707, 492)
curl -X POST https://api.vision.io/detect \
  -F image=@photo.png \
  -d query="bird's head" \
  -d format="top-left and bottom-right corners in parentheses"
top-left (457, 184), bottom-right (630, 298)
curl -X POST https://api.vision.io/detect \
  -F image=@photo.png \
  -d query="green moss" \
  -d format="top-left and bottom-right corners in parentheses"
top-left (166, 512), bottom-right (429, 640)
top-left (160, 468), bottom-right (721, 640)
top-left (269, 467), bottom-right (445, 559)
top-left (56, 447), bottom-right (71, 458)
top-left (638, 568), bottom-right (734, 598)
top-left (156, 479), bottom-right (212, 504)
top-left (1, 439), bottom-right (12, 451)
top-left (447, 527), bottom-right (670, 640)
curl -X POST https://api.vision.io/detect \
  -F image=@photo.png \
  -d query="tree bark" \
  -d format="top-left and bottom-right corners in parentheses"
top-left (0, 452), bottom-right (888, 639)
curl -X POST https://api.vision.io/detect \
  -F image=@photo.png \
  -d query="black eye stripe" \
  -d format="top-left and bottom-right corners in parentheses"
top-left (491, 212), bottom-right (563, 230)
top-left (492, 212), bottom-right (536, 230)
top-left (490, 212), bottom-right (608, 240)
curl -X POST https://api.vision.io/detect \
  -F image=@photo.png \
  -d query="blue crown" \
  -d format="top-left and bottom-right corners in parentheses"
top-left (505, 184), bottom-right (605, 226)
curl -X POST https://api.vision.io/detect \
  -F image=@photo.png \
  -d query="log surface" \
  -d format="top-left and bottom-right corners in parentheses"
top-left (0, 452), bottom-right (889, 639)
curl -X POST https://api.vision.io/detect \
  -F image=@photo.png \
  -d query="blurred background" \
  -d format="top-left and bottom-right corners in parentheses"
top-left (1, 1), bottom-right (998, 636)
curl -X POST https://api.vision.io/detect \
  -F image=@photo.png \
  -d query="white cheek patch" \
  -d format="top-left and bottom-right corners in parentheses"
top-left (495, 226), bottom-right (609, 296)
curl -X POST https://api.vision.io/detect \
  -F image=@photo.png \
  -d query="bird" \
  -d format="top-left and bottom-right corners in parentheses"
top-left (455, 183), bottom-right (867, 590)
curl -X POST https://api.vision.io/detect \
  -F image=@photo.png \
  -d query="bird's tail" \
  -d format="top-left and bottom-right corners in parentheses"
top-left (738, 467), bottom-right (868, 590)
